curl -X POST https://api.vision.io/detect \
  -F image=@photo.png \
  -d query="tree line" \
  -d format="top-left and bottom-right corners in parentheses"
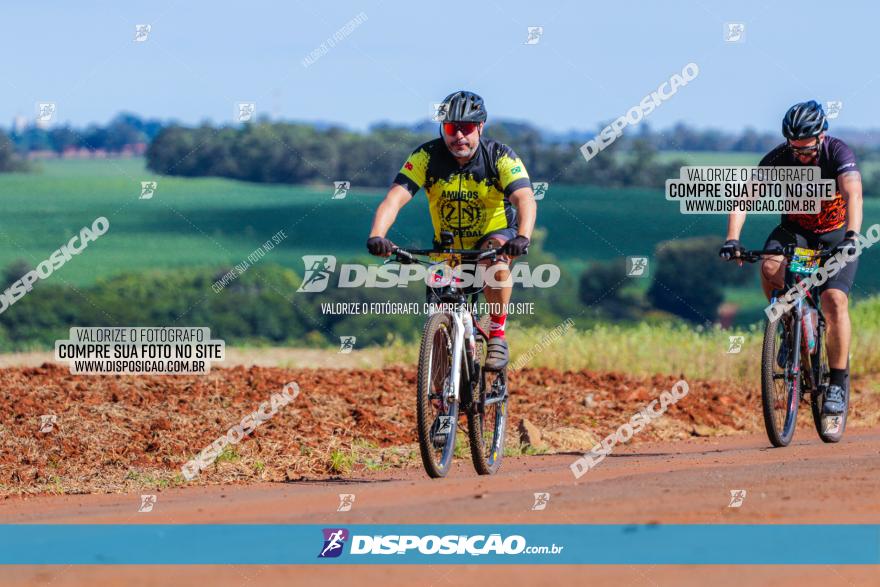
top-left (143, 120), bottom-right (880, 192)
top-left (143, 120), bottom-right (690, 189)
top-left (4, 113), bottom-right (162, 156)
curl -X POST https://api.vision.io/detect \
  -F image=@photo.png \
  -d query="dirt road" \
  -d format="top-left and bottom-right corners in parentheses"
top-left (5, 364), bottom-right (880, 495)
top-left (3, 428), bottom-right (879, 586)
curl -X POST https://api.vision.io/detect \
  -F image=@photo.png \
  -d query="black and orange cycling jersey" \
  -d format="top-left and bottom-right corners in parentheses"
top-left (393, 137), bottom-right (531, 248)
top-left (759, 135), bottom-right (859, 234)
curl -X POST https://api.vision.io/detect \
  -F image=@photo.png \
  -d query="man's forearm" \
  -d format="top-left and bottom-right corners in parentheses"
top-left (369, 199), bottom-right (399, 238)
top-left (511, 189), bottom-right (536, 238)
top-left (518, 204), bottom-right (536, 238)
top-left (840, 173), bottom-right (863, 235)
top-left (726, 211), bottom-right (747, 240)
top-left (369, 185), bottom-right (411, 238)
top-left (846, 193), bottom-right (863, 235)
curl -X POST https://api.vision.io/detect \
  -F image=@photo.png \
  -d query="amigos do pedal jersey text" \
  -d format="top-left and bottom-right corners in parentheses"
top-left (393, 137), bottom-right (531, 248)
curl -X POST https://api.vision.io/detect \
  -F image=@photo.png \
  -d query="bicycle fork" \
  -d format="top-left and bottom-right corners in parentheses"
top-left (790, 298), bottom-right (804, 402)
top-left (444, 311), bottom-right (475, 404)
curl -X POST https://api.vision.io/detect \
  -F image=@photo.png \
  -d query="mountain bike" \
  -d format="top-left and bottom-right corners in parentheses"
top-left (388, 231), bottom-right (510, 478)
top-left (737, 245), bottom-right (849, 447)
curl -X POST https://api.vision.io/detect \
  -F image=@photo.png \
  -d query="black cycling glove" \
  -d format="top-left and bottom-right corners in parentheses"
top-left (834, 231), bottom-right (859, 257)
top-left (366, 236), bottom-right (394, 257)
top-left (502, 235), bottom-right (530, 257)
top-left (719, 239), bottom-right (743, 261)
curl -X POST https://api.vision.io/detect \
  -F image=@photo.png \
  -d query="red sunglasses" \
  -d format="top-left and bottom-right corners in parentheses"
top-left (442, 121), bottom-right (479, 136)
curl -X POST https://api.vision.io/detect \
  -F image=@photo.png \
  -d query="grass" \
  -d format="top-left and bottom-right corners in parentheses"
top-left (453, 430), bottom-right (470, 458)
top-left (328, 449), bottom-right (354, 475)
top-left (123, 468), bottom-right (180, 490)
top-left (503, 443), bottom-right (547, 458)
top-left (324, 439), bottom-right (409, 474)
top-left (48, 475), bottom-right (64, 494)
top-left (371, 295), bottom-right (880, 379)
top-left (215, 445), bottom-right (241, 465)
top-left (331, 439), bottom-right (420, 473)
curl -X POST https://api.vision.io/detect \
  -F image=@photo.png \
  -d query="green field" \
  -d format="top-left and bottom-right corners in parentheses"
top-left (656, 150), bottom-right (765, 166)
top-left (658, 150), bottom-right (880, 176)
top-left (1, 156), bottom-right (878, 300)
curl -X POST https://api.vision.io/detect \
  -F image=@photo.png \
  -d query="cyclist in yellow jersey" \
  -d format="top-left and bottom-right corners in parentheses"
top-left (367, 90), bottom-right (538, 370)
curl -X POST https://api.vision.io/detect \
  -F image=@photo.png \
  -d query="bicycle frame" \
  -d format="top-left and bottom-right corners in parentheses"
top-left (443, 309), bottom-right (475, 403)
top-left (788, 261), bottom-right (826, 394)
top-left (766, 245), bottom-right (829, 395)
top-left (390, 243), bottom-right (498, 404)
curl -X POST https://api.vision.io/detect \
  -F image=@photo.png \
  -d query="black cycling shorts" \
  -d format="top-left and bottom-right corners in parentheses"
top-left (763, 222), bottom-right (857, 295)
top-left (474, 227), bottom-right (517, 248)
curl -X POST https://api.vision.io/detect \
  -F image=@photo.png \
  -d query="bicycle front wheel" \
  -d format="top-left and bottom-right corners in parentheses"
top-left (417, 312), bottom-right (459, 478)
top-left (761, 315), bottom-right (800, 447)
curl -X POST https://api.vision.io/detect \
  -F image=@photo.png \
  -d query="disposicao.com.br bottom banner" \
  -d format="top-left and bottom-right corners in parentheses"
top-left (3, 524), bottom-right (879, 564)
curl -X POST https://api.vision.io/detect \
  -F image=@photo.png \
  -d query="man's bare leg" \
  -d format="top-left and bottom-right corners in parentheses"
top-left (822, 289), bottom-right (851, 370)
top-left (481, 236), bottom-right (513, 370)
top-left (760, 255), bottom-right (785, 299)
top-left (820, 288), bottom-right (851, 414)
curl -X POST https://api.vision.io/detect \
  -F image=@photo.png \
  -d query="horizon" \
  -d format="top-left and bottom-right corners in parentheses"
top-left (7, 110), bottom-right (879, 143)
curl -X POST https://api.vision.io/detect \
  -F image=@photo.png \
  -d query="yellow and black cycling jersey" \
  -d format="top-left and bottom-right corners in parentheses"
top-left (393, 137), bottom-right (531, 248)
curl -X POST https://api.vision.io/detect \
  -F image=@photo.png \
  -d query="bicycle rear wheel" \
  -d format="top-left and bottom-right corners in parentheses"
top-left (810, 324), bottom-right (849, 442)
top-left (417, 312), bottom-right (459, 478)
top-left (467, 332), bottom-right (508, 475)
top-left (761, 314), bottom-right (800, 447)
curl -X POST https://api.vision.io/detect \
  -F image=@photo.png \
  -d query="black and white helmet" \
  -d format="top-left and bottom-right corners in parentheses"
top-left (440, 90), bottom-right (487, 122)
top-left (782, 100), bottom-right (828, 140)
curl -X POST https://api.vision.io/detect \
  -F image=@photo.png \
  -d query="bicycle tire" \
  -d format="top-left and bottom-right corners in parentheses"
top-left (416, 312), bottom-right (459, 478)
top-left (467, 349), bottom-right (508, 476)
top-left (761, 315), bottom-right (799, 447)
top-left (810, 325), bottom-right (849, 443)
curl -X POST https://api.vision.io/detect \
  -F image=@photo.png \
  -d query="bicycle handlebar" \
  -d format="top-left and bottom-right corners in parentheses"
top-left (734, 247), bottom-right (837, 264)
top-left (389, 246), bottom-right (502, 265)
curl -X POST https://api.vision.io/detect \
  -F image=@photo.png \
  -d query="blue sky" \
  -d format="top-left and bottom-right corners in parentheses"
top-left (2, 0), bottom-right (876, 133)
